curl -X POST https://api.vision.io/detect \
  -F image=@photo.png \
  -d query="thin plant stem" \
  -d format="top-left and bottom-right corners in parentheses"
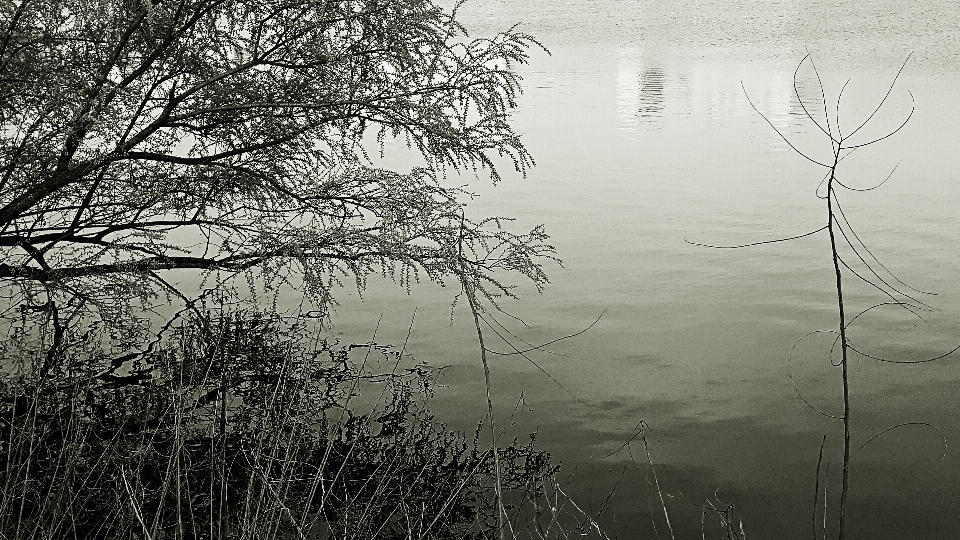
top-left (826, 173), bottom-right (851, 540)
top-left (462, 278), bottom-right (507, 540)
top-left (641, 426), bottom-right (675, 540)
top-left (813, 435), bottom-right (826, 540)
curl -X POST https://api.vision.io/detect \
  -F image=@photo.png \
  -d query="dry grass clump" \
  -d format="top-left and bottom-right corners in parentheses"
top-left (0, 310), bottom-right (607, 540)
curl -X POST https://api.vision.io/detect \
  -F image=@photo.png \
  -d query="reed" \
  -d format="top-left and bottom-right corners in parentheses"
top-left (0, 309), bottom-right (607, 540)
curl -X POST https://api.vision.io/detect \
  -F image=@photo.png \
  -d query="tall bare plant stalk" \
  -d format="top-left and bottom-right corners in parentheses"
top-left (690, 53), bottom-right (959, 538)
top-left (824, 142), bottom-right (851, 540)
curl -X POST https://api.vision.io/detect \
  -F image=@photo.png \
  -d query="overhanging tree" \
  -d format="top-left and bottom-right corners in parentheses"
top-left (0, 0), bottom-right (554, 363)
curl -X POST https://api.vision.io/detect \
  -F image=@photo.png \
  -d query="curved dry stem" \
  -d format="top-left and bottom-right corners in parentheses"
top-left (684, 225), bottom-right (827, 249)
top-left (793, 54), bottom-right (836, 143)
top-left (848, 340), bottom-right (960, 364)
top-left (844, 302), bottom-right (925, 331)
top-left (835, 254), bottom-right (926, 317)
top-left (840, 92), bottom-right (915, 150)
top-left (850, 421), bottom-right (947, 467)
top-left (483, 309), bottom-right (569, 357)
top-left (841, 53), bottom-right (914, 143)
top-left (789, 330), bottom-right (844, 420)
top-left (832, 195), bottom-right (937, 296)
top-left (832, 212), bottom-right (934, 311)
top-left (600, 419), bottom-right (647, 460)
top-left (815, 168), bottom-right (833, 199)
top-left (806, 52), bottom-right (838, 152)
top-left (833, 160), bottom-right (901, 192)
top-left (836, 78), bottom-right (852, 138)
top-left (743, 81), bottom-right (831, 168)
top-left (477, 309), bottom-right (584, 404)
top-left (486, 308), bottom-right (605, 357)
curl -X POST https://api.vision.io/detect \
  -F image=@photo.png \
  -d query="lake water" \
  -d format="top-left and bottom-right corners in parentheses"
top-left (331, 1), bottom-right (960, 538)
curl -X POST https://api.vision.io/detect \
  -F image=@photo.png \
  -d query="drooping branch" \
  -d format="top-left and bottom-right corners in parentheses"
top-left (0, 0), bottom-right (553, 329)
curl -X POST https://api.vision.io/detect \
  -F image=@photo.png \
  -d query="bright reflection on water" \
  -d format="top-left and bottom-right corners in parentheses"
top-left (615, 48), bottom-right (642, 131)
top-left (334, 2), bottom-right (960, 538)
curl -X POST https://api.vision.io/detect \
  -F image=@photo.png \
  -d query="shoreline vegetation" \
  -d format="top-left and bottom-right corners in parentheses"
top-left (1, 310), bottom-right (603, 539)
top-left (2, 0), bottom-right (951, 538)
top-left (1, 309), bottom-right (748, 539)
top-left (0, 0), bottom-right (598, 536)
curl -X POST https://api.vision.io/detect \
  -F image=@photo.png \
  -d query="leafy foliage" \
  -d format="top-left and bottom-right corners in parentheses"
top-left (0, 0), bottom-right (555, 366)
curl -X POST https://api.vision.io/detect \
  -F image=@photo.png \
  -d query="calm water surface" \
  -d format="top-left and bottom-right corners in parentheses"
top-left (333, 2), bottom-right (960, 537)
